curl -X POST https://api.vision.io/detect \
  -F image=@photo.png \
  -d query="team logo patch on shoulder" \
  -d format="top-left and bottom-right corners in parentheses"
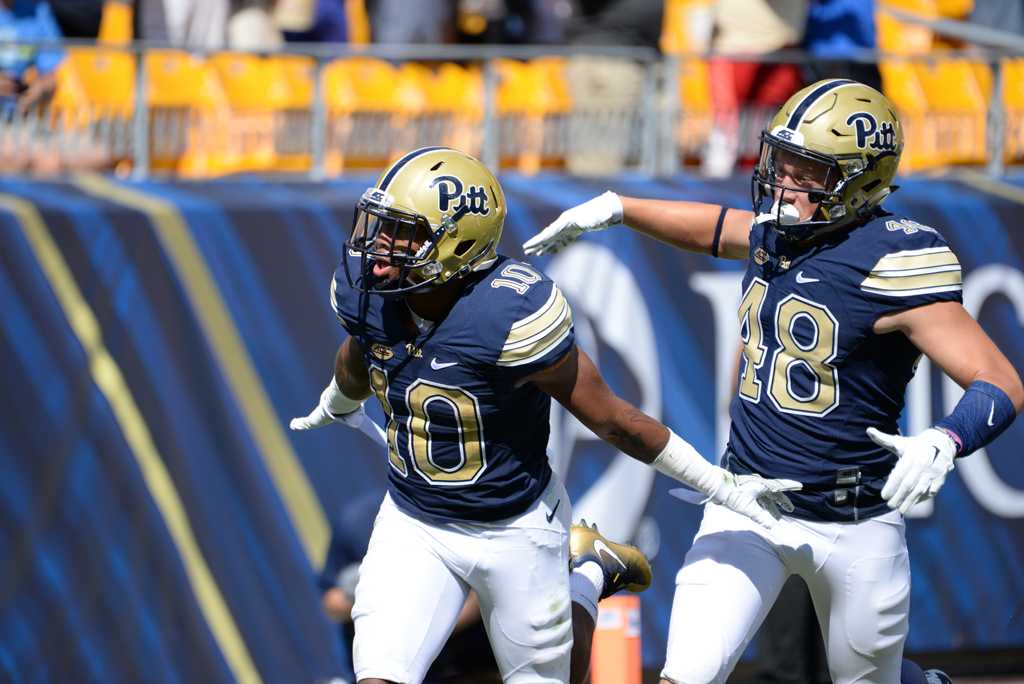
top-left (846, 112), bottom-right (897, 152)
top-left (754, 247), bottom-right (769, 265)
top-left (430, 175), bottom-right (490, 216)
top-left (886, 218), bottom-right (937, 236)
top-left (370, 342), bottom-right (394, 360)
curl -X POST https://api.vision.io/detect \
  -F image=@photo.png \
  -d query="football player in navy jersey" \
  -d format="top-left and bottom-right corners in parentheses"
top-left (524, 79), bottom-right (1023, 684)
top-left (291, 147), bottom-right (801, 684)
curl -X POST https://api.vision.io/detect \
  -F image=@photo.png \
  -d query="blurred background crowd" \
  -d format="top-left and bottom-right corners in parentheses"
top-left (0, 0), bottom-right (1020, 178)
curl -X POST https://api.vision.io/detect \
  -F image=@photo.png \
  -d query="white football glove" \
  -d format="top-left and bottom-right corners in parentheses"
top-left (708, 471), bottom-right (801, 529)
top-left (522, 191), bottom-right (623, 257)
top-left (655, 431), bottom-right (801, 530)
top-left (289, 378), bottom-right (366, 431)
top-left (868, 427), bottom-right (957, 515)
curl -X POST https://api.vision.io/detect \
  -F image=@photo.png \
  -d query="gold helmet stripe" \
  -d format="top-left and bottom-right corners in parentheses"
top-left (784, 78), bottom-right (857, 131)
top-left (378, 146), bottom-right (450, 191)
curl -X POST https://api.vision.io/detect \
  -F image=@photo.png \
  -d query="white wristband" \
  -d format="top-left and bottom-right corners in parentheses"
top-left (652, 430), bottom-right (724, 497)
top-left (323, 377), bottom-right (364, 417)
top-left (600, 191), bottom-right (624, 225)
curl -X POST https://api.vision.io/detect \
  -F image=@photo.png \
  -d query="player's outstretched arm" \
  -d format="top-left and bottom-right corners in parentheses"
top-left (522, 191), bottom-right (752, 260)
top-left (527, 347), bottom-right (800, 529)
top-left (869, 301), bottom-right (1023, 513)
top-left (289, 336), bottom-right (373, 431)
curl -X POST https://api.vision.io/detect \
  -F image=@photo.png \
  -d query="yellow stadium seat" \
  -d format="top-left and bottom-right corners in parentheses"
top-left (47, 48), bottom-right (135, 171)
top-left (879, 60), bottom-right (937, 171)
top-left (320, 58), bottom-right (426, 172)
top-left (144, 50), bottom-right (229, 176)
top-left (660, 0), bottom-right (713, 54)
top-left (98, 0), bottom-right (133, 45)
top-left (320, 59), bottom-right (360, 175)
top-left (915, 59), bottom-right (988, 164)
top-left (1002, 58), bottom-right (1024, 162)
top-left (934, 0), bottom-right (972, 18)
top-left (876, 0), bottom-right (937, 54)
top-left (207, 53), bottom-right (317, 173)
top-left (494, 58), bottom-right (570, 173)
top-left (429, 62), bottom-right (484, 154)
top-left (677, 58), bottom-right (713, 160)
top-left (54, 47), bottom-right (135, 115)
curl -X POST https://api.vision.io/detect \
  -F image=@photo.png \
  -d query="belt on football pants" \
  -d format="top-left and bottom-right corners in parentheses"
top-left (723, 449), bottom-right (879, 506)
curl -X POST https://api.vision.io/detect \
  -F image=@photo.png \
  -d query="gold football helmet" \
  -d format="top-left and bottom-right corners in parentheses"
top-left (345, 146), bottom-right (506, 296)
top-left (752, 79), bottom-right (904, 241)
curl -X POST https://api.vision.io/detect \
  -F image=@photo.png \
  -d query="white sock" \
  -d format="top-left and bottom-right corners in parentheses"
top-left (570, 560), bottom-right (605, 621)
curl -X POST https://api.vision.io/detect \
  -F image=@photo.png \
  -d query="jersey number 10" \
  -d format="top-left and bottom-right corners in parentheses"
top-left (737, 277), bottom-right (840, 417)
top-left (369, 366), bottom-right (488, 485)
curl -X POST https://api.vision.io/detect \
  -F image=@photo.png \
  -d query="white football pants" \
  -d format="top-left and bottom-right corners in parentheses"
top-left (351, 475), bottom-right (573, 684)
top-left (661, 503), bottom-right (910, 684)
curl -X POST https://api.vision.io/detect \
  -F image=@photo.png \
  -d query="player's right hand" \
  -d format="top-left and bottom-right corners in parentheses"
top-left (289, 403), bottom-right (367, 431)
top-left (709, 471), bottom-right (802, 530)
top-left (522, 191), bottom-right (623, 257)
top-left (289, 378), bottom-right (366, 430)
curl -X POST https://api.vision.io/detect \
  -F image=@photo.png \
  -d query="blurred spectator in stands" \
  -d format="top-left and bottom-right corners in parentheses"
top-left (368, 0), bottom-right (454, 44)
top-left (702, 0), bottom-right (807, 178)
top-left (278, 0), bottom-right (345, 43)
top-left (801, 0), bottom-right (880, 91)
top-left (138, 0), bottom-right (282, 48)
top-left (456, 0), bottom-right (570, 44)
top-left (561, 0), bottom-right (662, 175)
top-left (567, 0), bottom-right (662, 47)
top-left (0, 0), bottom-right (64, 117)
top-left (48, 0), bottom-right (101, 37)
top-left (227, 0), bottom-right (282, 49)
top-left (969, 0), bottom-right (1024, 36)
top-left (319, 490), bottom-right (501, 684)
top-left (0, 2), bottom-right (114, 173)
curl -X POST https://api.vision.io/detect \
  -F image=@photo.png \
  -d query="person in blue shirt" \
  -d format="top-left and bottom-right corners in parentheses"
top-left (0, 0), bottom-right (64, 117)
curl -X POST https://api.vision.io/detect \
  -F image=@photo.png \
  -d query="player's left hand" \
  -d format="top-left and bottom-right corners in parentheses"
top-left (868, 427), bottom-right (957, 514)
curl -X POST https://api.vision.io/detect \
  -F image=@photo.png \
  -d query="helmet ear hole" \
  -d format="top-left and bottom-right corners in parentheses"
top-left (453, 239), bottom-right (476, 257)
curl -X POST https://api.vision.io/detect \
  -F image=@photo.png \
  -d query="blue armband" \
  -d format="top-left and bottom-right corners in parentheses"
top-left (934, 380), bottom-right (1016, 457)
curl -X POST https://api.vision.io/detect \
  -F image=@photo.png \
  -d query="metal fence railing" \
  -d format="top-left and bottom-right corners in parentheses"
top-left (0, 39), bottom-right (1022, 179)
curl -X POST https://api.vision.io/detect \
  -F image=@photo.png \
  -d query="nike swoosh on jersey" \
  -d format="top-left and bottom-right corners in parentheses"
top-left (430, 358), bottom-right (459, 370)
top-left (546, 499), bottom-right (560, 523)
top-left (795, 271), bottom-right (820, 284)
top-left (593, 539), bottom-right (626, 569)
top-left (987, 401), bottom-right (996, 427)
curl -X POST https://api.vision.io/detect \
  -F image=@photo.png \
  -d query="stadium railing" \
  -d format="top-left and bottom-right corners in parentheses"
top-left (0, 38), bottom-right (1022, 179)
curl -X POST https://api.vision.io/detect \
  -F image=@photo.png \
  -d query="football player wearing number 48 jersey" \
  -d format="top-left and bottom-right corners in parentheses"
top-left (524, 80), bottom-right (1023, 684)
top-left (290, 147), bottom-right (800, 684)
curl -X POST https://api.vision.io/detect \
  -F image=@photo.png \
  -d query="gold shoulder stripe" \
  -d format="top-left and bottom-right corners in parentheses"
top-left (503, 287), bottom-right (568, 349)
top-left (862, 247), bottom-right (962, 295)
top-left (498, 286), bottom-right (573, 367)
top-left (496, 314), bottom-right (573, 366)
top-left (861, 270), bottom-right (962, 295)
top-left (870, 247), bottom-right (960, 273)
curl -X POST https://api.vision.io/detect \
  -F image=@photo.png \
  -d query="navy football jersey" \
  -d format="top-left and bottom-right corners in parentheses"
top-left (727, 211), bottom-right (963, 521)
top-left (331, 254), bottom-right (574, 524)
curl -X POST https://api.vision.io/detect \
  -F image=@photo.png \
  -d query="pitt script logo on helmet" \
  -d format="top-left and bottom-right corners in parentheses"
top-left (344, 147), bottom-right (506, 297)
top-left (752, 78), bottom-right (904, 242)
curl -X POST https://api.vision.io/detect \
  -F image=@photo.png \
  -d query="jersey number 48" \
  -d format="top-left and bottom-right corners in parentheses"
top-left (737, 277), bottom-right (840, 417)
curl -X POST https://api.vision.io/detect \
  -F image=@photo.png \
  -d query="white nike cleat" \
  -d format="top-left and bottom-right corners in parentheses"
top-left (570, 520), bottom-right (652, 600)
